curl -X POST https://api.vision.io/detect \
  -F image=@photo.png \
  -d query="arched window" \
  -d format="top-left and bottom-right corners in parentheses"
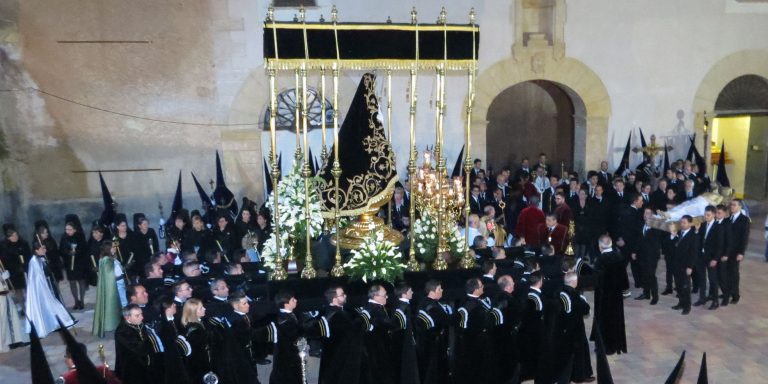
top-left (264, 88), bottom-right (334, 131)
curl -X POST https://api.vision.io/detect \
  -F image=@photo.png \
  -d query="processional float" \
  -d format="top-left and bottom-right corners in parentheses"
top-left (263, 5), bottom-right (480, 280)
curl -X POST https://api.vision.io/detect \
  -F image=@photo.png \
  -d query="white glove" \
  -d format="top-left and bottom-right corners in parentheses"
top-left (1, 270), bottom-right (9, 280)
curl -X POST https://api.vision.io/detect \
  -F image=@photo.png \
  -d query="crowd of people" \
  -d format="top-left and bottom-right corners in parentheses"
top-left (0, 151), bottom-right (755, 384)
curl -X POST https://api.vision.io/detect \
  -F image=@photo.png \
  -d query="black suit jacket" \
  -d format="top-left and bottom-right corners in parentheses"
top-left (726, 214), bottom-right (750, 257)
top-left (469, 195), bottom-right (484, 215)
top-left (542, 187), bottom-right (557, 214)
top-left (637, 225), bottom-right (662, 262)
top-left (673, 230), bottom-right (698, 271)
top-left (701, 221), bottom-right (725, 263)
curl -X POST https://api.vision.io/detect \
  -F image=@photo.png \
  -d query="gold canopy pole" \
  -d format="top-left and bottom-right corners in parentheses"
top-left (386, 68), bottom-right (393, 226)
top-left (268, 67), bottom-right (287, 280)
top-left (320, 66), bottom-right (328, 166)
top-left (267, 5), bottom-right (286, 280)
top-left (329, 6), bottom-right (345, 278)
top-left (460, 8), bottom-right (477, 269)
top-left (432, 8), bottom-right (448, 270)
top-left (300, 63), bottom-right (316, 278)
top-left (299, 6), bottom-right (316, 279)
top-left (406, 64), bottom-right (420, 271)
top-left (405, 7), bottom-right (420, 272)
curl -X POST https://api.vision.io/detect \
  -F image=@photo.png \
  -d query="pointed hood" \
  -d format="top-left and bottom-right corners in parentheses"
top-left (169, 171), bottom-right (183, 223)
top-left (663, 139), bottom-right (671, 173)
top-left (664, 351), bottom-right (686, 384)
top-left (716, 141), bottom-right (730, 187)
top-left (278, 151), bottom-right (283, 175)
top-left (308, 147), bottom-right (317, 176)
top-left (638, 127), bottom-right (648, 148)
top-left (57, 317), bottom-right (106, 384)
top-left (29, 322), bottom-right (55, 384)
top-left (98, 172), bottom-right (117, 230)
top-left (614, 132), bottom-right (632, 177)
top-left (191, 172), bottom-right (214, 209)
top-left (686, 134), bottom-right (696, 161)
top-left (594, 327), bottom-right (614, 384)
top-left (213, 151), bottom-right (238, 219)
top-left (451, 144), bottom-right (465, 178)
top-left (132, 213), bottom-right (146, 232)
top-left (314, 155), bottom-right (321, 177)
top-left (263, 157), bottom-right (274, 196)
top-left (689, 136), bottom-right (707, 174)
top-left (697, 352), bottom-right (708, 384)
top-left (318, 73), bottom-right (398, 217)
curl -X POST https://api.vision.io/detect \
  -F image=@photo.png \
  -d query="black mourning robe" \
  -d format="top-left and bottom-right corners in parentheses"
top-left (455, 295), bottom-right (503, 384)
top-left (361, 301), bottom-right (397, 384)
top-left (390, 299), bottom-right (420, 384)
top-left (414, 298), bottom-right (453, 384)
top-left (133, 228), bottom-right (160, 277)
top-left (184, 322), bottom-right (213, 384)
top-left (558, 285), bottom-right (593, 382)
top-left (318, 305), bottom-right (366, 384)
top-left (0, 238), bottom-right (31, 289)
top-left (518, 287), bottom-right (544, 381)
top-left (60, 233), bottom-right (89, 281)
top-left (493, 291), bottom-right (524, 383)
top-left (270, 311), bottom-right (302, 384)
top-left (114, 322), bottom-right (161, 384)
top-left (590, 249), bottom-right (628, 355)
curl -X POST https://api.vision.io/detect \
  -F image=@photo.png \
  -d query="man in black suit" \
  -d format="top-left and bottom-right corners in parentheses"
top-left (697, 205), bottom-right (724, 310)
top-left (469, 185), bottom-right (484, 215)
top-left (541, 176), bottom-right (559, 214)
top-left (724, 199), bottom-right (750, 304)
top-left (610, 179), bottom-right (632, 208)
top-left (671, 216), bottom-right (697, 315)
top-left (480, 260), bottom-right (498, 300)
top-left (617, 195), bottom-right (643, 290)
top-left (651, 178), bottom-right (669, 212)
top-left (635, 207), bottom-right (662, 304)
top-left (390, 188), bottom-right (409, 231)
top-left (597, 161), bottom-right (612, 187)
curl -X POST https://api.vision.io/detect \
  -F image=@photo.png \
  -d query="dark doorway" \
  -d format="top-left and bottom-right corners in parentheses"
top-left (486, 80), bottom-right (576, 175)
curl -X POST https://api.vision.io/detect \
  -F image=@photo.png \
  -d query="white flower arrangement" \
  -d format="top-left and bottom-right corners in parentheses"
top-left (344, 232), bottom-right (404, 284)
top-left (412, 213), bottom-right (465, 263)
top-left (261, 161), bottom-right (324, 268)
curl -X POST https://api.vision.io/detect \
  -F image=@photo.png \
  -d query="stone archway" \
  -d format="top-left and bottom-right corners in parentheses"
top-left (692, 49), bottom-right (768, 150)
top-left (471, 56), bottom-right (611, 175)
top-left (692, 50), bottom-right (768, 198)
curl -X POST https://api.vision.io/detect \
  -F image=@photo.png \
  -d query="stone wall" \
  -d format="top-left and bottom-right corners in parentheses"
top-left (1, 0), bottom-right (768, 235)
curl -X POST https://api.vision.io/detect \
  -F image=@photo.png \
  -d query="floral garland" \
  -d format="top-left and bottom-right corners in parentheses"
top-left (344, 232), bottom-right (404, 284)
top-left (261, 161), bottom-right (324, 269)
top-left (412, 213), bottom-right (465, 263)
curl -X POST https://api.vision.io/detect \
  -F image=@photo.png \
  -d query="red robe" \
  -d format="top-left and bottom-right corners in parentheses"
top-left (537, 223), bottom-right (569, 254)
top-left (515, 206), bottom-right (545, 247)
top-left (554, 204), bottom-right (573, 229)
